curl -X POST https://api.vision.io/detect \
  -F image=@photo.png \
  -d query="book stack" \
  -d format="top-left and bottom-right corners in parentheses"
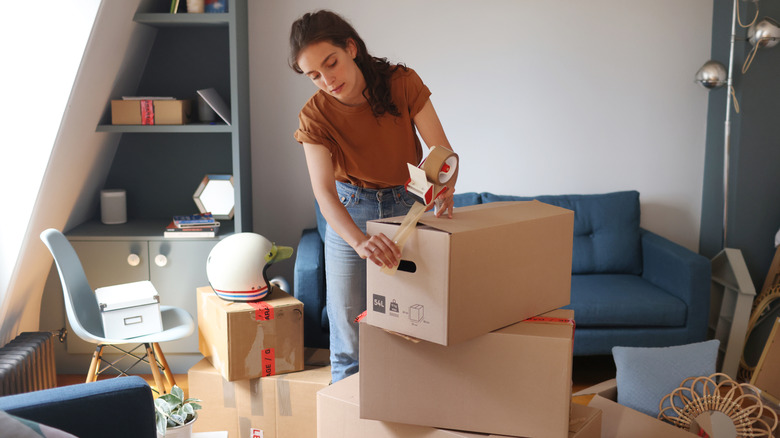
top-left (164, 213), bottom-right (220, 238)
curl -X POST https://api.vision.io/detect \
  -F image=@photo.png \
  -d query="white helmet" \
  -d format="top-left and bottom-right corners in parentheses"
top-left (206, 232), bottom-right (293, 302)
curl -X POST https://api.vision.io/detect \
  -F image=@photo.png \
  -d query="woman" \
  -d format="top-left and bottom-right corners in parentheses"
top-left (290, 10), bottom-right (455, 382)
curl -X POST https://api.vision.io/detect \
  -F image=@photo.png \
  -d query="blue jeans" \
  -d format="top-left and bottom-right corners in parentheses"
top-left (326, 181), bottom-right (415, 382)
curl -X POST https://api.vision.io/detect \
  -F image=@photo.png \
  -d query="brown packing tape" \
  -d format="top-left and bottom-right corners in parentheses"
top-left (423, 145), bottom-right (459, 195)
top-left (276, 377), bottom-right (293, 417)
top-left (248, 377), bottom-right (267, 416)
top-left (223, 374), bottom-right (237, 409)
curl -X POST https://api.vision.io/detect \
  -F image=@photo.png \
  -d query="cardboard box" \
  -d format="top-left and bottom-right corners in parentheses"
top-left (272, 365), bottom-right (332, 438)
top-left (197, 286), bottom-right (304, 381)
top-left (236, 373), bottom-right (279, 438)
top-left (360, 308), bottom-right (575, 437)
top-left (94, 280), bottom-right (162, 339)
top-left (574, 379), bottom-right (698, 437)
top-left (188, 358), bottom-right (331, 438)
top-left (111, 99), bottom-right (192, 125)
top-left (187, 358), bottom-right (243, 438)
top-left (366, 201), bottom-right (573, 345)
top-left (318, 373), bottom-right (506, 438)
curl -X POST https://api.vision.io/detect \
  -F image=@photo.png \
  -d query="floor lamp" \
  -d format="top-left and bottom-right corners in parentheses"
top-left (694, 0), bottom-right (780, 380)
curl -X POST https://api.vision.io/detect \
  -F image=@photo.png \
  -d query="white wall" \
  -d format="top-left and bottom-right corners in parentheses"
top-left (0, 1), bottom-right (101, 342)
top-left (249, 0), bottom-right (714, 287)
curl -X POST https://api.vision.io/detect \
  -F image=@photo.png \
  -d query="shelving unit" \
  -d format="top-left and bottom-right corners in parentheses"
top-left (708, 248), bottom-right (756, 378)
top-left (60, 0), bottom-right (252, 362)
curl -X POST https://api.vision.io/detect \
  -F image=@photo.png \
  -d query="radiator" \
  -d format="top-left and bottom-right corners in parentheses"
top-left (0, 332), bottom-right (57, 396)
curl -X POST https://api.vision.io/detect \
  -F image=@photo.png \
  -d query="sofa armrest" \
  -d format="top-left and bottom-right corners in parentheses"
top-left (294, 227), bottom-right (328, 348)
top-left (641, 229), bottom-right (711, 342)
top-left (0, 376), bottom-right (155, 438)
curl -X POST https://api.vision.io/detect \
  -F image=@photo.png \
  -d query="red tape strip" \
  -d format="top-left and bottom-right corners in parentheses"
top-left (261, 348), bottom-right (275, 377)
top-left (249, 301), bottom-right (274, 321)
top-left (140, 99), bottom-right (154, 125)
top-left (354, 310), bottom-right (367, 323)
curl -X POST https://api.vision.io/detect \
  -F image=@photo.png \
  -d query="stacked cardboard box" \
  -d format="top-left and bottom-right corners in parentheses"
top-left (188, 357), bottom-right (332, 438)
top-left (350, 201), bottom-right (579, 437)
top-left (192, 286), bottom-right (328, 437)
top-left (318, 373), bottom-right (602, 438)
top-left (196, 286), bottom-right (304, 382)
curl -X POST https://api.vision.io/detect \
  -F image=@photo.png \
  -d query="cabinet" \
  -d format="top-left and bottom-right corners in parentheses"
top-left (65, 221), bottom-right (224, 353)
top-left (62, 0), bottom-right (251, 357)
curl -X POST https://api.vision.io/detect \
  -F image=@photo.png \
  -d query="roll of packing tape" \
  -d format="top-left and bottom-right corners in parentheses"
top-left (380, 146), bottom-right (458, 276)
top-left (423, 146), bottom-right (459, 197)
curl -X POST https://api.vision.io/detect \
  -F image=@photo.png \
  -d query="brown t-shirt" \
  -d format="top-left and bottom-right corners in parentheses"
top-left (294, 67), bottom-right (432, 189)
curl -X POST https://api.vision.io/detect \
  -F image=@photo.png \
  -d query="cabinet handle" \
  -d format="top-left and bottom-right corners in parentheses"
top-left (155, 254), bottom-right (168, 267)
top-left (127, 254), bottom-right (141, 267)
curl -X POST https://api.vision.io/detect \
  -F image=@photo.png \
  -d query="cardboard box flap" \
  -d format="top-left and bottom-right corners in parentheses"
top-left (372, 201), bottom-right (573, 235)
top-left (576, 379), bottom-right (697, 438)
top-left (573, 378), bottom-right (618, 399)
top-left (588, 394), bottom-right (698, 437)
top-left (496, 308), bottom-right (575, 338)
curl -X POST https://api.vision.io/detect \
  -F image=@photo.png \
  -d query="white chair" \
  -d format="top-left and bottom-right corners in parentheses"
top-left (40, 228), bottom-right (194, 394)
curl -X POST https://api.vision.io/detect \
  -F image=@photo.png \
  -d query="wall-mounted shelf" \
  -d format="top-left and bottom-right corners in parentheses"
top-left (97, 123), bottom-right (232, 133)
top-left (133, 12), bottom-right (230, 27)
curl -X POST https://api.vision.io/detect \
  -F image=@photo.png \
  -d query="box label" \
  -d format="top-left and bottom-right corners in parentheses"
top-left (249, 301), bottom-right (275, 321)
top-left (262, 348), bottom-right (275, 376)
top-left (140, 99), bottom-right (154, 125)
top-left (250, 428), bottom-right (264, 438)
top-left (372, 294), bottom-right (386, 314)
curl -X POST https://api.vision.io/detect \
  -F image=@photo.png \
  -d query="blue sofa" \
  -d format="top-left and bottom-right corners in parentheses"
top-left (293, 190), bottom-right (712, 355)
top-left (0, 376), bottom-right (156, 437)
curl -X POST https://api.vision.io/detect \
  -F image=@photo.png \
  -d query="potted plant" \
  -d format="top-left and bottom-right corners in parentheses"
top-left (154, 385), bottom-right (202, 438)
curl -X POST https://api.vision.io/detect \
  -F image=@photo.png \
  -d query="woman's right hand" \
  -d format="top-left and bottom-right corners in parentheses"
top-left (356, 233), bottom-right (401, 268)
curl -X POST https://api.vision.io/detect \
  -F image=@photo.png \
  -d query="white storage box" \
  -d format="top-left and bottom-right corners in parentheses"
top-left (95, 280), bottom-right (163, 339)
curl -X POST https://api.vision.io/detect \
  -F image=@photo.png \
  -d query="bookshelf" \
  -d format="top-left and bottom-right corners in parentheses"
top-left (61, 0), bottom-right (251, 361)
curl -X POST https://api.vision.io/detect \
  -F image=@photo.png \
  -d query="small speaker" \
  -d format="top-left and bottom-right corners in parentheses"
top-left (101, 189), bottom-right (127, 225)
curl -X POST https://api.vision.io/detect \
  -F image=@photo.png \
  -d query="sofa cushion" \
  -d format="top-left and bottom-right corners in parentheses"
top-left (565, 274), bottom-right (687, 327)
top-left (481, 191), bottom-right (642, 275)
top-left (453, 192), bottom-right (482, 207)
top-left (612, 339), bottom-right (719, 417)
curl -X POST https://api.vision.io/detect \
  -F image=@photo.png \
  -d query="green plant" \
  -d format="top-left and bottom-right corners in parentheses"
top-left (154, 385), bottom-right (202, 436)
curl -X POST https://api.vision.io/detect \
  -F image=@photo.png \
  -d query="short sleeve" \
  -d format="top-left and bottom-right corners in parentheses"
top-left (293, 100), bottom-right (334, 150)
top-left (401, 68), bottom-right (431, 118)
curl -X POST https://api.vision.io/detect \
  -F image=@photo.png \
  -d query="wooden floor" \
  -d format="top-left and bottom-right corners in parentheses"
top-left (57, 354), bottom-right (616, 397)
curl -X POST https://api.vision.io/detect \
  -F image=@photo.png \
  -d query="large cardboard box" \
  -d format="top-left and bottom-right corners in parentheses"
top-left (319, 374), bottom-right (601, 438)
top-left (366, 201), bottom-right (573, 345)
top-left (187, 358), bottom-right (270, 438)
top-left (272, 365), bottom-right (332, 438)
top-left (111, 99), bottom-right (192, 125)
top-left (197, 286), bottom-right (304, 381)
top-left (188, 358), bottom-right (331, 438)
top-left (574, 379), bottom-right (698, 438)
top-left (318, 373), bottom-right (505, 438)
top-left (360, 308), bottom-right (575, 437)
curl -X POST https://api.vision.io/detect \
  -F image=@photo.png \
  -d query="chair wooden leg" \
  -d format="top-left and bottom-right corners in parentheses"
top-left (152, 342), bottom-right (176, 389)
top-left (86, 345), bottom-right (104, 383)
top-left (145, 343), bottom-right (166, 394)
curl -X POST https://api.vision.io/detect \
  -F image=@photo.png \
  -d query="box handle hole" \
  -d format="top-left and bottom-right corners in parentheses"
top-left (397, 260), bottom-right (417, 273)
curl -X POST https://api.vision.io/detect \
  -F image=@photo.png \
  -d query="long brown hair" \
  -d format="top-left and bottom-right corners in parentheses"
top-left (289, 10), bottom-right (406, 118)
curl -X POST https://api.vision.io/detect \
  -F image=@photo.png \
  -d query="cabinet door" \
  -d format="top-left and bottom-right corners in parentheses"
top-left (149, 239), bottom-right (217, 353)
top-left (66, 240), bottom-right (150, 353)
